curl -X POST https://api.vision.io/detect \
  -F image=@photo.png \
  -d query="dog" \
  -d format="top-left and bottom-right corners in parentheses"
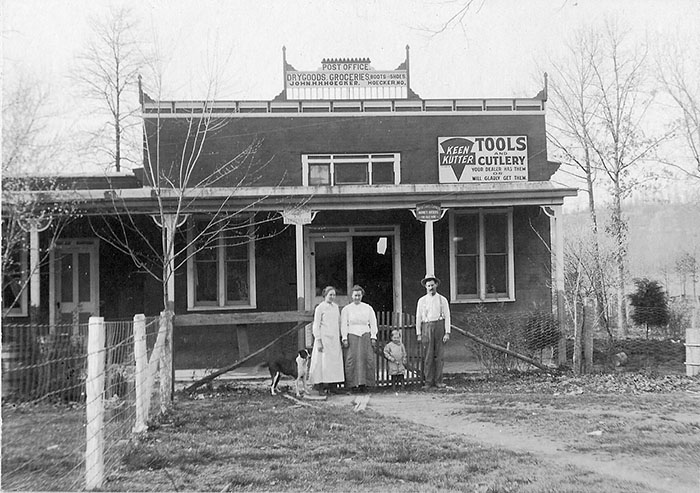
top-left (268, 349), bottom-right (311, 397)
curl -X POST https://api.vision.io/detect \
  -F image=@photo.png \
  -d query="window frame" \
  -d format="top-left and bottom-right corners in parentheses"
top-left (302, 153), bottom-right (401, 186)
top-left (448, 208), bottom-right (515, 303)
top-left (3, 241), bottom-right (28, 317)
top-left (186, 216), bottom-right (256, 311)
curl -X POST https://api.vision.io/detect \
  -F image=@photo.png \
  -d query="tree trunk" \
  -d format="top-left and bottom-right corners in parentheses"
top-left (573, 296), bottom-right (583, 375)
top-left (611, 179), bottom-right (627, 337)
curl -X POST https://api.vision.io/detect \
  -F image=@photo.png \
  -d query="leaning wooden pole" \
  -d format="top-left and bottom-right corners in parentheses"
top-left (451, 324), bottom-right (554, 373)
top-left (185, 321), bottom-right (309, 393)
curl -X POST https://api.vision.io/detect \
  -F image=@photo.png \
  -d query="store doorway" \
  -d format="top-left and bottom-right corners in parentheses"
top-left (308, 227), bottom-right (399, 311)
top-left (352, 235), bottom-right (394, 311)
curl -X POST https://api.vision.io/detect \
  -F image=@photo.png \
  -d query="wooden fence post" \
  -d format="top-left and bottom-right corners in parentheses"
top-left (584, 298), bottom-right (595, 372)
top-left (159, 310), bottom-right (173, 413)
top-left (573, 299), bottom-right (584, 375)
top-left (85, 316), bottom-right (105, 490)
top-left (144, 313), bottom-right (167, 415)
top-left (133, 314), bottom-right (148, 433)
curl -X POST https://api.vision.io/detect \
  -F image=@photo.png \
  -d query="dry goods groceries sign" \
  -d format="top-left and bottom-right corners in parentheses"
top-left (285, 63), bottom-right (407, 89)
top-left (438, 136), bottom-right (528, 183)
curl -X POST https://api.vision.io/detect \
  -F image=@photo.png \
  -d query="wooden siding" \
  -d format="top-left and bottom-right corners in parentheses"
top-left (144, 113), bottom-right (551, 189)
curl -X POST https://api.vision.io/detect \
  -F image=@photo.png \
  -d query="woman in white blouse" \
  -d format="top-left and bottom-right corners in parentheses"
top-left (340, 285), bottom-right (378, 392)
top-left (308, 286), bottom-right (345, 395)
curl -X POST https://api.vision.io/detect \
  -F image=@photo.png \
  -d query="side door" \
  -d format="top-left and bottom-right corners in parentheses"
top-left (51, 239), bottom-right (100, 327)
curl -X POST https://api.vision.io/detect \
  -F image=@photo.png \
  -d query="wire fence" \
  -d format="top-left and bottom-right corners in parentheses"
top-left (453, 303), bottom-right (698, 375)
top-left (1, 315), bottom-right (164, 491)
top-left (2, 303), bottom-right (697, 490)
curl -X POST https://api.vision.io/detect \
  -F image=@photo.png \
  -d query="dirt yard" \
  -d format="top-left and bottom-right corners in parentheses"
top-left (324, 374), bottom-right (700, 493)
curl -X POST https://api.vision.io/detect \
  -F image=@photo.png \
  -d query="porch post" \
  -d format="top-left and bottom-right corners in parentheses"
top-left (29, 225), bottom-right (40, 321)
top-left (414, 204), bottom-right (442, 277)
top-left (282, 208), bottom-right (315, 350)
top-left (294, 224), bottom-right (305, 311)
top-left (18, 217), bottom-right (52, 323)
top-left (552, 205), bottom-right (566, 366)
top-left (163, 215), bottom-right (176, 308)
top-left (424, 220), bottom-right (435, 276)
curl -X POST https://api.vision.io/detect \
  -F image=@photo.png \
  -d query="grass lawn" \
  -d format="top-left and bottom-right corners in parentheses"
top-left (99, 386), bottom-right (639, 492)
top-left (3, 373), bottom-right (698, 492)
top-left (2, 404), bottom-right (86, 491)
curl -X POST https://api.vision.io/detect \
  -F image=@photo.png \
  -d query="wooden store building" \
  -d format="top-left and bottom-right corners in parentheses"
top-left (3, 47), bottom-right (577, 372)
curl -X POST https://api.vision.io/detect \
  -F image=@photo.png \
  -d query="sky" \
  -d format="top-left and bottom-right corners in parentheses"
top-left (6, 0), bottom-right (698, 99)
top-left (3, 0), bottom-right (699, 201)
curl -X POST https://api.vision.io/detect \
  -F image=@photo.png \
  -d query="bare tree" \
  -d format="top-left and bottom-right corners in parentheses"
top-left (556, 21), bottom-right (670, 335)
top-left (1, 74), bottom-right (78, 318)
top-left (419, 0), bottom-right (486, 36)
top-left (654, 33), bottom-right (700, 179)
top-left (675, 251), bottom-right (698, 299)
top-left (89, 64), bottom-right (304, 312)
top-left (73, 6), bottom-right (145, 172)
top-left (546, 28), bottom-right (611, 337)
top-left (585, 21), bottom-right (670, 335)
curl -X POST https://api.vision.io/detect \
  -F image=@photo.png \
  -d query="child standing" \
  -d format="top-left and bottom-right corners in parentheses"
top-left (383, 329), bottom-right (407, 392)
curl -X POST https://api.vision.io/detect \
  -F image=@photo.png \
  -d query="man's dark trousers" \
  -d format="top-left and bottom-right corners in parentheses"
top-left (422, 320), bottom-right (445, 386)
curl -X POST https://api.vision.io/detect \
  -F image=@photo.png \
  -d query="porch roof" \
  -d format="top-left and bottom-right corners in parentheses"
top-left (10, 181), bottom-right (577, 215)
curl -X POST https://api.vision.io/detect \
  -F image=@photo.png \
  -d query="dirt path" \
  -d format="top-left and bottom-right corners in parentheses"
top-left (328, 392), bottom-right (699, 493)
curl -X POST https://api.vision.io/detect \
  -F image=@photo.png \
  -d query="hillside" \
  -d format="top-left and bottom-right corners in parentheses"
top-left (563, 201), bottom-right (700, 297)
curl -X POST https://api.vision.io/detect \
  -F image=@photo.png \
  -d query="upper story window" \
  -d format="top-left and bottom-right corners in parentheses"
top-left (3, 242), bottom-right (28, 317)
top-left (302, 153), bottom-right (401, 186)
top-left (449, 209), bottom-right (515, 303)
top-left (186, 217), bottom-right (256, 310)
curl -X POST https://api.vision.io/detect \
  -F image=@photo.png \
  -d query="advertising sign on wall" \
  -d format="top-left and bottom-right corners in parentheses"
top-left (437, 136), bottom-right (529, 183)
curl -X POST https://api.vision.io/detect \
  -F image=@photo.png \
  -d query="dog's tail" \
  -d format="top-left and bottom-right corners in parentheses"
top-left (255, 362), bottom-right (269, 372)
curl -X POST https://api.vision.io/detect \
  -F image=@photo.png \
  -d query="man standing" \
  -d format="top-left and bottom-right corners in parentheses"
top-left (416, 275), bottom-right (451, 389)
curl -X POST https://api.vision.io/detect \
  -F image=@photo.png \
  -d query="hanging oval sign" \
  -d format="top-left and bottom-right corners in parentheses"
top-left (415, 203), bottom-right (442, 222)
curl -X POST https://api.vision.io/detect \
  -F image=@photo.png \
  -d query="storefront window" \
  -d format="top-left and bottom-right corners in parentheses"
top-left (450, 209), bottom-right (514, 302)
top-left (188, 218), bottom-right (255, 309)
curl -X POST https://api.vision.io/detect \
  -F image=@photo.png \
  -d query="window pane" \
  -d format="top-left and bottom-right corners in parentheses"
top-left (193, 220), bottom-right (218, 259)
top-left (225, 230), bottom-right (250, 303)
top-left (484, 214), bottom-right (507, 253)
top-left (334, 163), bottom-right (367, 184)
top-left (3, 249), bottom-right (23, 311)
top-left (78, 253), bottom-right (91, 302)
top-left (455, 214), bottom-right (478, 255)
top-left (314, 241), bottom-right (347, 296)
top-left (485, 255), bottom-right (507, 295)
top-left (456, 256), bottom-right (478, 296)
top-left (60, 254), bottom-right (73, 303)
top-left (372, 162), bottom-right (394, 184)
top-left (226, 261), bottom-right (249, 302)
top-left (194, 221), bottom-right (219, 304)
top-left (196, 246), bottom-right (217, 261)
top-left (309, 164), bottom-right (330, 185)
top-left (195, 260), bottom-right (218, 303)
top-left (226, 243), bottom-right (248, 261)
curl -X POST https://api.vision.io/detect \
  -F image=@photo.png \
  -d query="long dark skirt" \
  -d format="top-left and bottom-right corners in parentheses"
top-left (344, 333), bottom-right (376, 387)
